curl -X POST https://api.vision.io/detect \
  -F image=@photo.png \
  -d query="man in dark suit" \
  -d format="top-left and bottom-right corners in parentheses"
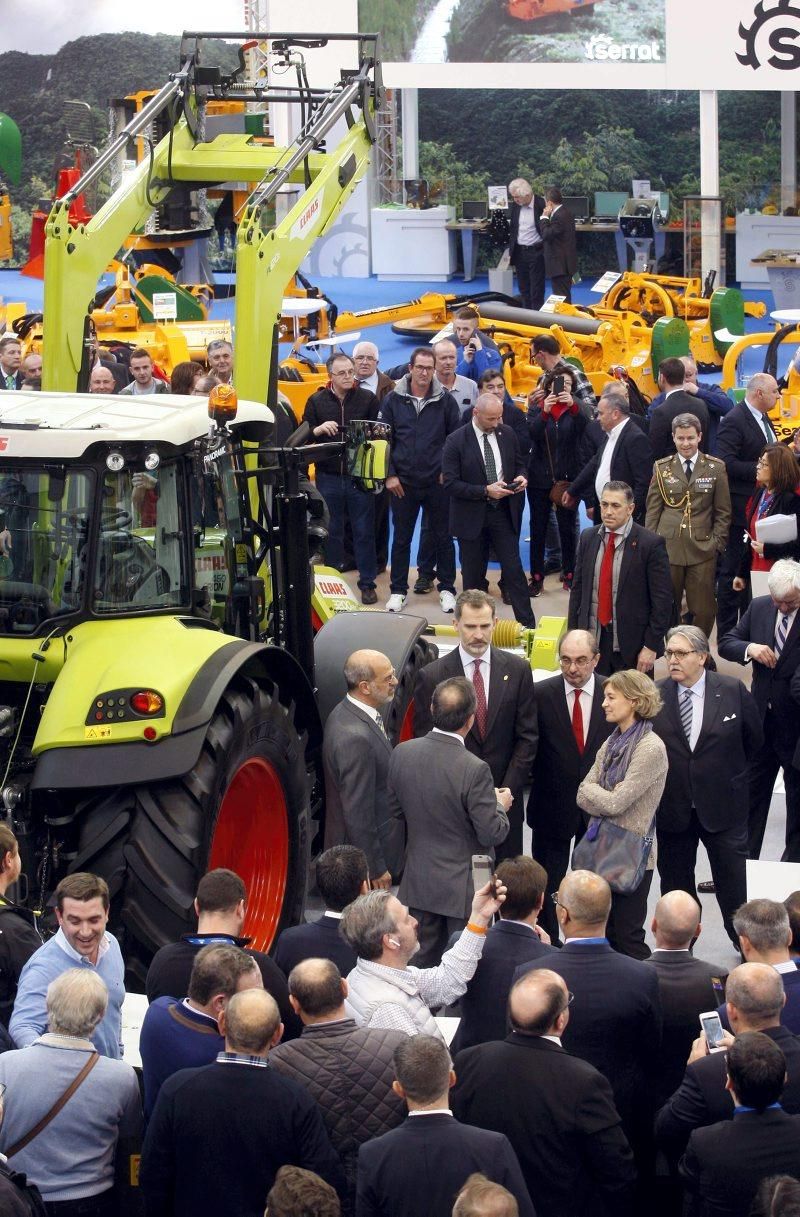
top-left (515, 870), bottom-right (662, 1166)
top-left (452, 856), bottom-right (555, 1052)
top-left (442, 393), bottom-right (535, 629)
top-left (656, 963), bottom-right (800, 1158)
top-left (507, 177), bottom-right (546, 311)
top-left (322, 649), bottom-right (403, 888)
top-left (679, 1032), bottom-right (800, 1217)
top-left (0, 336), bottom-right (23, 390)
top-left (722, 899), bottom-right (800, 1034)
top-left (391, 677), bottom-right (510, 966)
top-left (356, 1034), bottom-right (535, 1217)
top-left (566, 384), bottom-right (653, 521)
top-left (413, 589), bottom-right (537, 859)
top-left (568, 479), bottom-right (673, 675)
top-left (526, 628), bottom-right (613, 939)
top-left (452, 969), bottom-right (636, 1217)
top-left (540, 187), bottom-right (578, 303)
top-left (715, 372), bottom-right (781, 637)
top-left (653, 626), bottom-right (763, 944)
top-left (718, 561), bottom-right (800, 860)
top-left (273, 846), bottom-right (367, 979)
top-left (647, 358), bottom-right (710, 460)
top-left (645, 891), bottom-right (729, 1107)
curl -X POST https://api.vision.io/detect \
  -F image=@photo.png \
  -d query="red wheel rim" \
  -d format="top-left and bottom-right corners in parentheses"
top-left (398, 700), bottom-right (415, 743)
top-left (209, 757), bottom-right (289, 951)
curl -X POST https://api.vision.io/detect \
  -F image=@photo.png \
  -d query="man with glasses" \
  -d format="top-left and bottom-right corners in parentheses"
top-left (652, 626), bottom-right (763, 947)
top-left (526, 629), bottom-right (613, 941)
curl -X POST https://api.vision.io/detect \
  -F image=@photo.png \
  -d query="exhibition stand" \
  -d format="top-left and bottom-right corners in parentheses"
top-left (371, 205), bottom-right (456, 281)
top-left (737, 214), bottom-right (800, 289)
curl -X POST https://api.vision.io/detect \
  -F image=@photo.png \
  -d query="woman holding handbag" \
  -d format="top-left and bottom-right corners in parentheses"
top-left (526, 366), bottom-right (588, 595)
top-left (574, 669), bottom-right (668, 960)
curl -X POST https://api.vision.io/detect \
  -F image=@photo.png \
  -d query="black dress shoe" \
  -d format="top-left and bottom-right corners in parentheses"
top-left (698, 880), bottom-right (716, 894)
top-left (528, 575), bottom-right (544, 597)
top-left (413, 578), bottom-right (434, 594)
top-left (361, 587), bottom-right (378, 605)
top-left (543, 557), bottom-right (562, 575)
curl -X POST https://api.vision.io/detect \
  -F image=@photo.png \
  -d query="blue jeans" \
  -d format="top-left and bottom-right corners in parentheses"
top-left (315, 471), bottom-right (377, 588)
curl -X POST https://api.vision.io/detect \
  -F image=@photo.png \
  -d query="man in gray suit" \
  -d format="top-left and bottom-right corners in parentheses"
top-left (323, 650), bottom-right (403, 889)
top-left (390, 677), bottom-right (511, 966)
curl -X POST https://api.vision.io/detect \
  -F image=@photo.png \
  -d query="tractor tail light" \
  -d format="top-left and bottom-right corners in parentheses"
top-left (130, 690), bottom-right (164, 716)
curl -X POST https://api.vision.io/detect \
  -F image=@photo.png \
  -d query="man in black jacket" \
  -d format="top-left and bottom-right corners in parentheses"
top-left (718, 560), bottom-right (800, 860)
top-left (508, 177), bottom-right (546, 311)
top-left (441, 394), bottom-right (534, 628)
top-left (302, 353), bottom-right (380, 604)
top-left (656, 962), bottom-right (800, 1159)
top-left (568, 481), bottom-right (673, 675)
top-left (647, 358), bottom-right (710, 461)
top-left (653, 626), bottom-right (763, 944)
top-left (540, 188), bottom-right (578, 303)
top-left (378, 348), bottom-right (460, 613)
top-left (271, 958), bottom-right (406, 1216)
top-left (566, 384), bottom-right (653, 522)
top-left (715, 373), bottom-right (781, 636)
top-left (526, 629), bottom-right (613, 939)
top-left (356, 1034), bottom-right (535, 1217)
top-left (273, 846), bottom-right (366, 979)
top-left (452, 968), bottom-right (636, 1217)
top-left (679, 1032), bottom-right (800, 1217)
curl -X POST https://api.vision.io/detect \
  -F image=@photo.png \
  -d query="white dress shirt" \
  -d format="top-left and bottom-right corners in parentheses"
top-left (745, 607), bottom-right (798, 663)
top-left (595, 417), bottom-right (629, 502)
top-left (346, 693), bottom-right (385, 732)
top-left (677, 670), bottom-right (706, 752)
top-left (460, 645), bottom-right (492, 713)
top-left (431, 727), bottom-right (465, 746)
top-left (563, 672), bottom-right (596, 723)
top-left (473, 420), bottom-right (503, 483)
top-left (516, 201), bottom-right (541, 247)
top-left (745, 399), bottom-right (776, 441)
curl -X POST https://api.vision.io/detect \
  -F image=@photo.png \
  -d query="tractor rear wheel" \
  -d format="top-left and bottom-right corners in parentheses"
top-left (71, 674), bottom-right (311, 989)
top-left (386, 634), bottom-right (439, 744)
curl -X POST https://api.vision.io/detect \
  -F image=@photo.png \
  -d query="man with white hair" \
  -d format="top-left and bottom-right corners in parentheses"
top-left (352, 341), bottom-right (395, 402)
top-left (719, 558), bottom-right (800, 861)
top-left (0, 970), bottom-right (141, 1215)
top-left (507, 178), bottom-right (546, 311)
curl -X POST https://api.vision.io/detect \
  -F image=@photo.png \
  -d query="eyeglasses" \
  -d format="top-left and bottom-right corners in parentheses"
top-left (756, 458), bottom-right (770, 467)
top-left (664, 648), bottom-right (697, 660)
top-left (559, 656), bottom-right (594, 668)
top-left (551, 893), bottom-right (569, 912)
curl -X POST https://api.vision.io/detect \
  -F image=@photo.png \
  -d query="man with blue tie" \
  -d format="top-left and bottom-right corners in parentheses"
top-left (719, 559), bottom-right (800, 861)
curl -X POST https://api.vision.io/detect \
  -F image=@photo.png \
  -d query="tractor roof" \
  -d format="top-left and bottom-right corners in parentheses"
top-left (0, 392), bottom-right (274, 458)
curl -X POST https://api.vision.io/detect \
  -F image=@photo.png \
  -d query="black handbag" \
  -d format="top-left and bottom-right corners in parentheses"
top-left (571, 813), bottom-right (655, 894)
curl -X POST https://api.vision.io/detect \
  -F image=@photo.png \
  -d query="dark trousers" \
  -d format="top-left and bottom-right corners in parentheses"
top-left (531, 830), bottom-right (584, 941)
top-left (410, 908), bottom-right (466, 969)
top-left (598, 624), bottom-right (626, 676)
top-left (716, 503), bottom-right (749, 638)
top-left (748, 728), bottom-right (800, 861)
top-left (46, 1191), bottom-right (115, 1217)
top-left (527, 486), bottom-right (578, 579)
top-left (458, 503), bottom-right (535, 627)
top-left (494, 796), bottom-right (523, 863)
top-left (316, 471), bottom-right (377, 589)
top-left (512, 244), bottom-right (545, 311)
top-left (606, 869), bottom-right (653, 959)
top-left (657, 812), bottom-right (748, 946)
top-left (551, 273), bottom-right (573, 303)
top-left (415, 514), bottom-right (440, 583)
top-left (390, 483), bottom-right (455, 594)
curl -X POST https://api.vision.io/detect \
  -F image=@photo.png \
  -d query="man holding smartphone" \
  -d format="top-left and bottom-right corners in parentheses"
top-left (452, 307), bottom-right (503, 385)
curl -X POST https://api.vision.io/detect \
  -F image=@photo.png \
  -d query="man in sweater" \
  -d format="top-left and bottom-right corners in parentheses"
top-left (340, 880), bottom-right (506, 1039)
top-left (271, 957), bottom-right (406, 1214)
top-left (9, 873), bottom-right (124, 1059)
top-left (0, 969), bottom-right (142, 1214)
top-left (140, 989), bottom-right (344, 1217)
top-left (118, 348), bottom-right (169, 396)
top-left (139, 943), bottom-right (264, 1120)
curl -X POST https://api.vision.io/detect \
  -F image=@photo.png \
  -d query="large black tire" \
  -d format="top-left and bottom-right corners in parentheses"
top-left (386, 635), bottom-right (439, 744)
top-left (70, 674), bottom-right (312, 990)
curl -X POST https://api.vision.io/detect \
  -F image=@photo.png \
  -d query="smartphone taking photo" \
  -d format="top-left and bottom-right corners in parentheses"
top-left (699, 1010), bottom-right (727, 1053)
top-left (471, 854), bottom-right (496, 898)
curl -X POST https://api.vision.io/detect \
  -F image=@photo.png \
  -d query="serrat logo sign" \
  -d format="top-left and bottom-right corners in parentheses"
top-left (738, 0), bottom-right (800, 70)
top-left (583, 33), bottom-right (662, 62)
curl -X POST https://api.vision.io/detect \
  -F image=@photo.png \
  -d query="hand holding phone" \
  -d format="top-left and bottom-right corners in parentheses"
top-left (471, 853), bottom-right (496, 897)
top-left (552, 374), bottom-right (565, 395)
top-left (699, 1011), bottom-right (727, 1053)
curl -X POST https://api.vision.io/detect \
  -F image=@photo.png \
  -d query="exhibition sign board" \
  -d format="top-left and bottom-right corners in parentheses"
top-left (357, 0), bottom-right (800, 90)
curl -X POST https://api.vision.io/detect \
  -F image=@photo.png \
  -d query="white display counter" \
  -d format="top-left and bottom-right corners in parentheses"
top-left (371, 205), bottom-right (457, 281)
top-left (736, 213), bottom-right (800, 288)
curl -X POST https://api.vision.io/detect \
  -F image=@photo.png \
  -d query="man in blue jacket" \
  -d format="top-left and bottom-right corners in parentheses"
top-left (379, 348), bottom-right (461, 613)
top-left (453, 307), bottom-right (503, 384)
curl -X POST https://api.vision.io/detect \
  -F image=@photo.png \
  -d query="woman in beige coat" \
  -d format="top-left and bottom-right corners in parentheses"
top-left (577, 669), bottom-right (668, 960)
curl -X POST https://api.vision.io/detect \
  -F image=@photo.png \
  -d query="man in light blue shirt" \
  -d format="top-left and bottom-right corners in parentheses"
top-left (10, 872), bottom-right (125, 1058)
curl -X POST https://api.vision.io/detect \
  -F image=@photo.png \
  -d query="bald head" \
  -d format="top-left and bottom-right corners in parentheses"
top-left (652, 891), bottom-right (702, 949)
top-left (343, 649), bottom-right (396, 709)
top-left (726, 962), bottom-right (786, 1030)
top-left (473, 392), bottom-right (504, 436)
top-left (89, 364), bottom-right (116, 394)
top-left (221, 988), bottom-right (281, 1055)
top-left (558, 870), bottom-right (612, 933)
top-left (288, 957), bottom-right (346, 1022)
top-left (509, 969), bottom-right (569, 1036)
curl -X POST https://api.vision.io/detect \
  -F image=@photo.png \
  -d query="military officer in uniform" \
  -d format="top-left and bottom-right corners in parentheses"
top-left (646, 412), bottom-right (731, 636)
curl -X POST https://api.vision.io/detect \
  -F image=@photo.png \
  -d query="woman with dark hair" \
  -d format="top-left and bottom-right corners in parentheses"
top-left (0, 823), bottom-right (41, 1029)
top-left (526, 364), bottom-right (587, 594)
top-left (576, 669), bottom-right (668, 959)
top-left (170, 361), bottom-right (206, 395)
top-left (734, 442), bottom-right (800, 592)
top-left (752, 1175), bottom-right (800, 1216)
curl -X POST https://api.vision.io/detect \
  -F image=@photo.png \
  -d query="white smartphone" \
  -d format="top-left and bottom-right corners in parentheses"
top-left (471, 853), bottom-right (495, 896)
top-left (699, 1010), bottom-right (727, 1053)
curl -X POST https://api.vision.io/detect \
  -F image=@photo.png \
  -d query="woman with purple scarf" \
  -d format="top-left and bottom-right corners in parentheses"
top-left (577, 670), bottom-right (668, 959)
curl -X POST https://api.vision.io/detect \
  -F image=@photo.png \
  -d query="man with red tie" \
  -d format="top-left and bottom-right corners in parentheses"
top-left (568, 481), bottom-right (673, 676)
top-left (413, 590), bottom-right (538, 861)
top-left (526, 629), bottom-right (614, 941)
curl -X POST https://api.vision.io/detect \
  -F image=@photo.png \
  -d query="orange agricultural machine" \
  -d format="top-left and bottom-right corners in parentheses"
top-left (506, 0), bottom-right (599, 22)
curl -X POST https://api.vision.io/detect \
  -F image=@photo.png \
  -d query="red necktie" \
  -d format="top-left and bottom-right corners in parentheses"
top-left (571, 688), bottom-right (584, 754)
top-left (597, 532), bottom-right (616, 627)
top-left (472, 659), bottom-right (488, 738)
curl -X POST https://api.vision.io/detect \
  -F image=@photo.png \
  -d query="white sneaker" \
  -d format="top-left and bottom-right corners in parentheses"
top-left (386, 593), bottom-right (407, 613)
top-left (439, 590), bottom-right (457, 614)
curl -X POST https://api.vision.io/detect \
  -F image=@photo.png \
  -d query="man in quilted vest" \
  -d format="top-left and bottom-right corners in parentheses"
top-left (271, 958), bottom-right (405, 1215)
